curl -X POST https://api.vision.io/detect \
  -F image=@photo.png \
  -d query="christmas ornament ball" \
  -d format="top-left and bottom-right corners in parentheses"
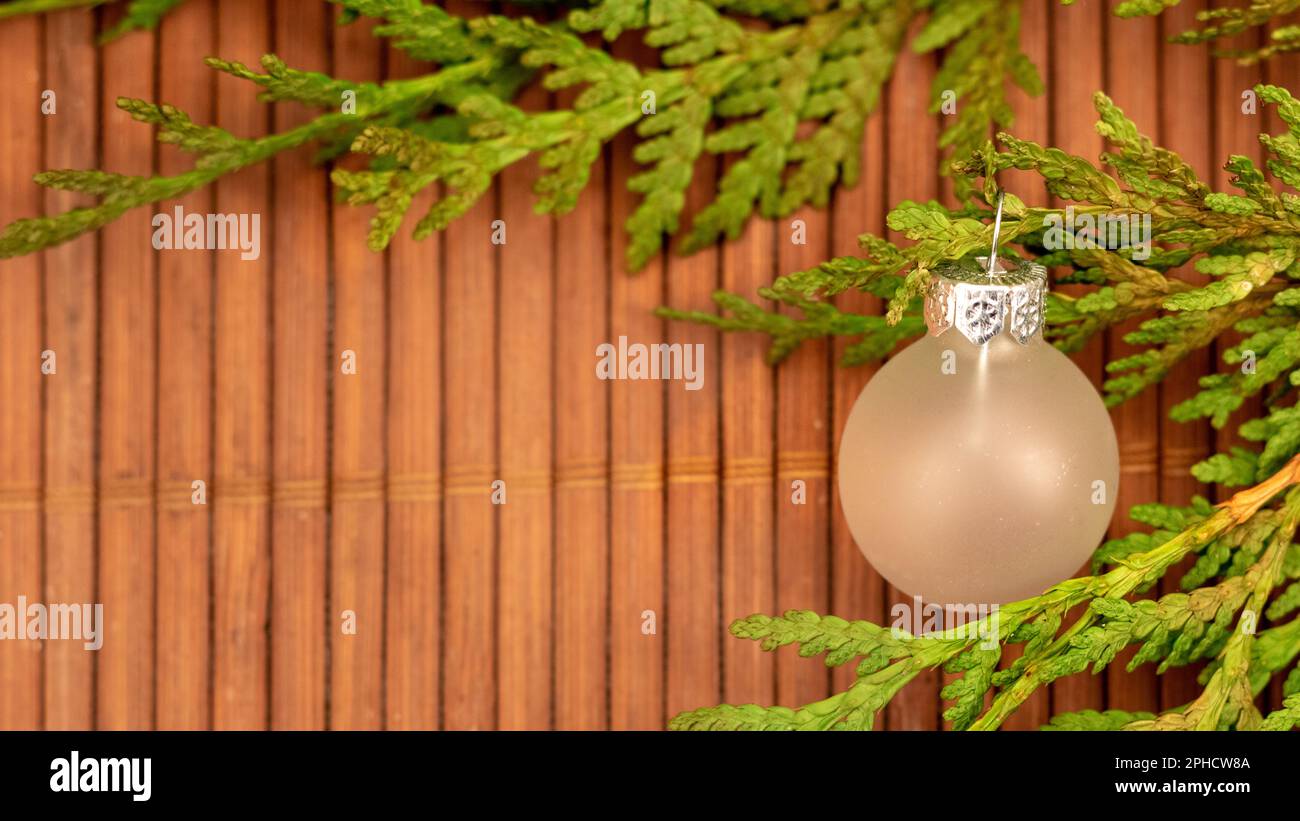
top-left (837, 257), bottom-right (1119, 606)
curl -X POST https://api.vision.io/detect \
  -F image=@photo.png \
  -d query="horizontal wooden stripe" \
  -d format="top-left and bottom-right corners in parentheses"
top-left (445, 464), bottom-right (495, 497)
top-left (43, 484), bottom-right (96, 513)
top-left (777, 451), bottom-right (829, 478)
top-left (387, 472), bottom-right (442, 502)
top-left (0, 483), bottom-right (41, 511)
top-left (666, 455), bottom-right (718, 485)
top-left (158, 478), bottom-right (203, 511)
top-left (613, 481), bottom-right (663, 491)
top-left (722, 476), bottom-right (771, 487)
top-left (667, 472), bottom-right (719, 485)
top-left (1160, 446), bottom-right (1208, 475)
top-left (272, 479), bottom-right (328, 508)
top-left (722, 463), bottom-right (772, 473)
top-left (1120, 463), bottom-right (1159, 474)
top-left (213, 476), bottom-right (272, 504)
top-left (7, 476), bottom-right (471, 510)
top-left (333, 472), bottom-right (386, 501)
top-left (445, 487), bottom-right (490, 498)
top-left (722, 455), bottom-right (772, 486)
top-left (555, 478), bottom-right (607, 490)
top-left (99, 478), bottom-right (156, 508)
top-left (1119, 443), bottom-right (1159, 461)
top-left (777, 450), bottom-right (829, 468)
top-left (668, 456), bottom-right (717, 468)
top-left (500, 469), bottom-right (551, 493)
top-left (556, 458), bottom-right (606, 489)
top-left (0, 461), bottom-right (741, 512)
top-left (612, 462), bottom-right (662, 491)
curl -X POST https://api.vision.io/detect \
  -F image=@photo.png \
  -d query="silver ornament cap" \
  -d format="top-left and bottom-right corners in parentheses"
top-left (924, 255), bottom-right (1048, 346)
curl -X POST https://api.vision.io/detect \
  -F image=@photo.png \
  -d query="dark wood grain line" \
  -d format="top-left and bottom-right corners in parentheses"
top-left (383, 44), bottom-right (442, 732)
top-left (775, 203), bottom-right (832, 710)
top-left (269, 0), bottom-right (330, 729)
top-left (719, 196), bottom-right (777, 708)
top-left (441, 0), bottom-right (498, 730)
top-left (95, 10), bottom-right (157, 730)
top-left (552, 53), bottom-right (611, 732)
top-left (40, 6), bottom-right (99, 731)
top-left (0, 9), bottom-right (45, 731)
top-left (829, 73), bottom-right (888, 721)
top-left (495, 34), bottom-right (555, 730)
top-left (154, 0), bottom-right (214, 730)
top-left (211, 0), bottom-right (272, 732)
top-left (328, 15), bottom-right (387, 730)
top-left (608, 38), bottom-right (666, 731)
top-left (665, 150), bottom-right (722, 722)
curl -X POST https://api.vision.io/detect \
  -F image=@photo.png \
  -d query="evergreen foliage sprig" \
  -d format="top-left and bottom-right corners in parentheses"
top-left (7, 0), bottom-right (1300, 730)
top-left (0, 0), bottom-right (1216, 270)
top-left (0, 0), bottom-right (187, 40)
top-left (669, 86), bottom-right (1300, 730)
top-left (672, 458), bottom-right (1300, 730)
top-left (0, 55), bottom-right (455, 256)
top-left (665, 86), bottom-right (1300, 409)
top-left (4, 0), bottom-right (1041, 268)
top-left (1115, 0), bottom-right (1300, 64)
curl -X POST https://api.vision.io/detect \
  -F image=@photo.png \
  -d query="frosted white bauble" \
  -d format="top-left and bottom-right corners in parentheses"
top-left (837, 259), bottom-right (1119, 606)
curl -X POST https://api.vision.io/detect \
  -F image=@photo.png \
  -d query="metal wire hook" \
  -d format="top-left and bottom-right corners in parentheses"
top-left (987, 189), bottom-right (1005, 279)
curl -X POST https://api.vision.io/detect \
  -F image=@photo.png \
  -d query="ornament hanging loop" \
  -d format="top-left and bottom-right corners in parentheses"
top-left (923, 188), bottom-right (1047, 346)
top-left (986, 190), bottom-right (1005, 278)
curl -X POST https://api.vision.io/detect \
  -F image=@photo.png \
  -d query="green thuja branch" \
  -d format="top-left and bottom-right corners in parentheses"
top-left (5, 0), bottom-right (1298, 265)
top-left (0, 0), bottom-right (1073, 269)
top-left (0, 0), bottom-right (109, 20)
top-left (673, 456), bottom-right (1300, 730)
top-left (1123, 498), bottom-right (1298, 730)
top-left (919, 0), bottom-right (1043, 196)
top-left (0, 0), bottom-right (188, 40)
top-left (1116, 0), bottom-right (1300, 64)
top-left (0, 55), bottom-right (456, 256)
top-left (671, 85), bottom-right (1300, 729)
top-left (666, 86), bottom-right (1300, 408)
top-left (1041, 708), bottom-right (1156, 730)
top-left (100, 0), bottom-right (186, 40)
top-left (3, 2), bottom-right (1300, 263)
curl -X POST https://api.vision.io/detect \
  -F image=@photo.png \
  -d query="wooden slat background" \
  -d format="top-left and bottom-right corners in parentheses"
top-left (0, 0), bottom-right (1295, 730)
